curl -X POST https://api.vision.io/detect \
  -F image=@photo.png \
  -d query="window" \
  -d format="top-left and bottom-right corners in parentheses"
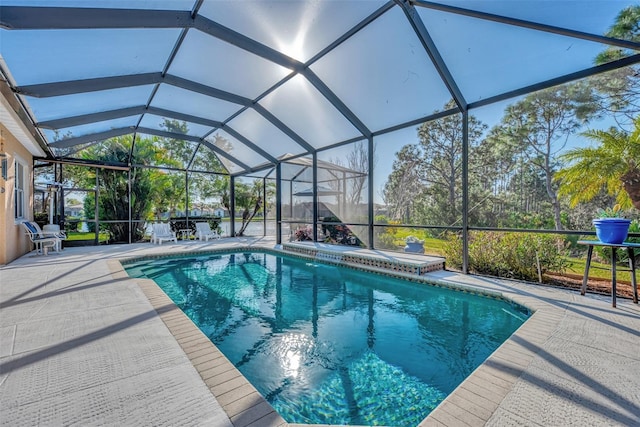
top-left (1, 158), bottom-right (7, 180)
top-left (14, 160), bottom-right (25, 219)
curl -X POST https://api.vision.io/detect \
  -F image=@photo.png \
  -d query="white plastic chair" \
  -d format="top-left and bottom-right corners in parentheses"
top-left (195, 222), bottom-right (221, 241)
top-left (22, 221), bottom-right (59, 255)
top-left (41, 224), bottom-right (67, 252)
top-left (151, 223), bottom-right (177, 245)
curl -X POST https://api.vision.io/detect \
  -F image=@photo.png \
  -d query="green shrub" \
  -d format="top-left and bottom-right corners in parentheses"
top-left (441, 232), bottom-right (463, 267)
top-left (34, 212), bottom-right (48, 228)
top-left (374, 216), bottom-right (401, 249)
top-left (64, 220), bottom-right (81, 233)
top-left (374, 214), bottom-right (389, 224)
top-left (443, 231), bottom-right (568, 282)
top-left (170, 216), bottom-right (222, 235)
top-left (376, 232), bottom-right (398, 249)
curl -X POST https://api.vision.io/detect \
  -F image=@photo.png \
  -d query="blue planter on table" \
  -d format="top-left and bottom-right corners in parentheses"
top-left (593, 218), bottom-right (631, 244)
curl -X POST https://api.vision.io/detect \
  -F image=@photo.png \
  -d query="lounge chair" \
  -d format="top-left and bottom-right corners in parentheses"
top-left (22, 221), bottom-right (59, 255)
top-left (151, 223), bottom-right (177, 245)
top-left (195, 222), bottom-right (221, 241)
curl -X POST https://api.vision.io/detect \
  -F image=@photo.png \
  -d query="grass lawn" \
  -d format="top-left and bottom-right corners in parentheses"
top-left (564, 256), bottom-right (634, 283)
top-left (383, 228), bottom-right (446, 255)
top-left (66, 231), bottom-right (110, 243)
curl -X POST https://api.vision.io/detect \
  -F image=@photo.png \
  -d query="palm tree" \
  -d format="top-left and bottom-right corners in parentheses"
top-left (555, 117), bottom-right (640, 211)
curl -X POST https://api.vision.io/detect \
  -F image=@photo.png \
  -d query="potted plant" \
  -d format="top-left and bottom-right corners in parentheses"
top-left (593, 204), bottom-right (631, 244)
top-left (404, 235), bottom-right (425, 254)
top-left (294, 225), bottom-right (313, 241)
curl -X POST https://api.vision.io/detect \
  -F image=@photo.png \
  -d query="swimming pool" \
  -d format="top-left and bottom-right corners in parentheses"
top-left (125, 250), bottom-right (529, 426)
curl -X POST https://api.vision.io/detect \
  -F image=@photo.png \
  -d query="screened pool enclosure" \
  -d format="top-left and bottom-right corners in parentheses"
top-left (2, 1), bottom-right (639, 275)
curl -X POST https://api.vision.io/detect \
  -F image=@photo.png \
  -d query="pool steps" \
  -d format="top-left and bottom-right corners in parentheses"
top-left (282, 242), bottom-right (445, 276)
top-left (314, 251), bottom-right (343, 264)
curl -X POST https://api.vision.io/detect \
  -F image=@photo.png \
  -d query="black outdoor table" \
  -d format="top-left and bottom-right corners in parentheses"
top-left (577, 240), bottom-right (639, 308)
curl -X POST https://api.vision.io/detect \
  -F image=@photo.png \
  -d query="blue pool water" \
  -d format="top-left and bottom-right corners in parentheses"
top-left (125, 251), bottom-right (529, 426)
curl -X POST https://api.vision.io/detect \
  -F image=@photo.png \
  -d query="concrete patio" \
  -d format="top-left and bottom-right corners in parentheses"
top-left (1, 238), bottom-right (639, 426)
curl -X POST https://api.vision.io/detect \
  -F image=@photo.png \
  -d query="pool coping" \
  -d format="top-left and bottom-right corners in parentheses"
top-left (112, 246), bottom-right (545, 427)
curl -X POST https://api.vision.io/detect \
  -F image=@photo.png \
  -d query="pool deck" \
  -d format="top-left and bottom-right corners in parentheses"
top-left (1, 237), bottom-right (639, 427)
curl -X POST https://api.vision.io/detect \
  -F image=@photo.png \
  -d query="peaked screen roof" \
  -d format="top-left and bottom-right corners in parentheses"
top-left (1, 0), bottom-right (639, 175)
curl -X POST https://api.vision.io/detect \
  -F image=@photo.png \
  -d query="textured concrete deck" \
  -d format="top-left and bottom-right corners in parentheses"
top-left (1, 237), bottom-right (639, 426)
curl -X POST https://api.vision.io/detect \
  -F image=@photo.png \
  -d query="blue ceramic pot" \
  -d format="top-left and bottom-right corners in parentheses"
top-left (404, 242), bottom-right (425, 254)
top-left (593, 218), bottom-right (631, 244)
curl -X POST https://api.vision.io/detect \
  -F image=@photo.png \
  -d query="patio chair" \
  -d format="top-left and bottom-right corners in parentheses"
top-left (151, 223), bottom-right (177, 245)
top-left (40, 223), bottom-right (67, 252)
top-left (22, 221), bottom-right (59, 255)
top-left (195, 222), bottom-right (221, 241)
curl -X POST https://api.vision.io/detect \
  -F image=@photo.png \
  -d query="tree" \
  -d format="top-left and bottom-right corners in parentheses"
top-left (236, 180), bottom-right (262, 236)
top-left (64, 121), bottom-right (196, 242)
top-left (384, 101), bottom-right (486, 226)
top-left (383, 144), bottom-right (426, 223)
top-left (328, 140), bottom-right (375, 222)
top-left (468, 134), bottom-right (554, 228)
top-left (591, 6), bottom-right (640, 127)
top-left (217, 177), bottom-right (275, 236)
top-left (188, 134), bottom-right (231, 212)
top-left (418, 102), bottom-right (487, 226)
top-left (596, 6), bottom-right (640, 65)
top-left (450, 125), bottom-right (538, 228)
top-left (341, 140), bottom-right (372, 206)
top-left (74, 135), bottom-right (163, 241)
top-left (151, 171), bottom-right (186, 219)
top-left (486, 82), bottom-right (599, 230)
top-left (158, 120), bottom-right (197, 165)
top-left (146, 120), bottom-right (193, 218)
top-left (555, 117), bottom-right (640, 211)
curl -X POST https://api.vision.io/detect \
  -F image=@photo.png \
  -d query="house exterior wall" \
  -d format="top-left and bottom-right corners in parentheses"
top-left (0, 123), bottom-right (34, 265)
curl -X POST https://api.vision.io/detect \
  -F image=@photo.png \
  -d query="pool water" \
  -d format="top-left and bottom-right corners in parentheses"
top-left (125, 251), bottom-right (529, 426)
